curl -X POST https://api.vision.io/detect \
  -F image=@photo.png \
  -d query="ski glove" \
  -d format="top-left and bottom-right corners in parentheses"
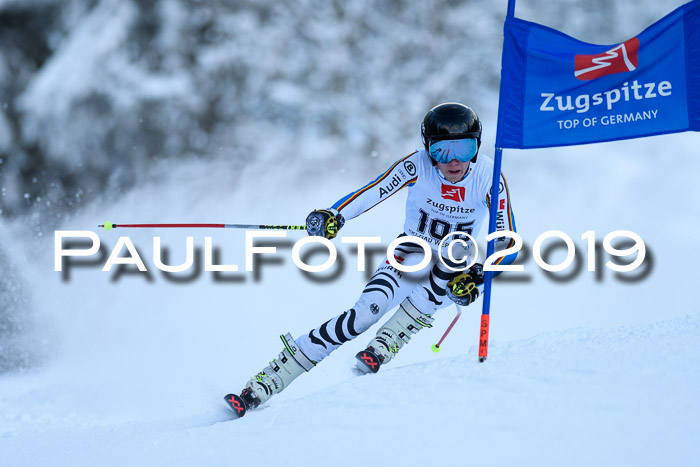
top-left (306, 209), bottom-right (345, 239)
top-left (446, 263), bottom-right (485, 306)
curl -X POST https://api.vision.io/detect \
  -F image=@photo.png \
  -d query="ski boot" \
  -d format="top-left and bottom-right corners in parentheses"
top-left (224, 333), bottom-right (315, 418)
top-left (355, 298), bottom-right (433, 374)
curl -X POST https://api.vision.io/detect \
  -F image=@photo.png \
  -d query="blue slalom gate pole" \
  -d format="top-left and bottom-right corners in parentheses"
top-left (478, 0), bottom-right (517, 362)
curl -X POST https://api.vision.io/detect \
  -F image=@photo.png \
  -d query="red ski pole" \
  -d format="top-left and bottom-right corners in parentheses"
top-left (98, 222), bottom-right (306, 231)
top-left (431, 304), bottom-right (463, 353)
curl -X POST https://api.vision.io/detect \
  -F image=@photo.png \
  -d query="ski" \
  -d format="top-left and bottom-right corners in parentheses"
top-left (223, 388), bottom-right (260, 419)
top-left (223, 394), bottom-right (247, 418)
top-left (355, 347), bottom-right (383, 374)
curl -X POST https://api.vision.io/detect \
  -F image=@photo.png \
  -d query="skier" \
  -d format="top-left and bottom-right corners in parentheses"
top-left (227, 102), bottom-right (517, 415)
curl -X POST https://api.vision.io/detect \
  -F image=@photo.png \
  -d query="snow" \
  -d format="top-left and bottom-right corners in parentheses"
top-left (2, 309), bottom-right (698, 466)
top-left (18, 0), bottom-right (137, 119)
top-left (2, 128), bottom-right (700, 465)
top-left (2, 0), bottom-right (700, 465)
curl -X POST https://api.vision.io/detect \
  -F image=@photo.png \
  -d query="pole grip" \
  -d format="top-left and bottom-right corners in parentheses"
top-left (478, 314), bottom-right (490, 362)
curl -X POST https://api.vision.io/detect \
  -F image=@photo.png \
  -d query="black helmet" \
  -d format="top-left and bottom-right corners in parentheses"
top-left (421, 103), bottom-right (482, 164)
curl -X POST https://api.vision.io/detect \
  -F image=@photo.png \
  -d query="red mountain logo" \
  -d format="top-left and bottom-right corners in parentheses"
top-left (574, 37), bottom-right (639, 81)
top-left (441, 184), bottom-right (465, 202)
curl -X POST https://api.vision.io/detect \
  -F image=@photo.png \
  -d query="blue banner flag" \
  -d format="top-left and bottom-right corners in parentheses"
top-left (496, 0), bottom-right (700, 149)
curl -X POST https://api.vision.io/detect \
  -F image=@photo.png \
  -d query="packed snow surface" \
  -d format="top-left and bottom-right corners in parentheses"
top-left (2, 312), bottom-right (699, 466)
top-left (1, 0), bottom-right (699, 465)
top-left (2, 130), bottom-right (700, 466)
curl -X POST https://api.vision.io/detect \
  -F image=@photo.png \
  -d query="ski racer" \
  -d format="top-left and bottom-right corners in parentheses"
top-left (234, 102), bottom-right (517, 411)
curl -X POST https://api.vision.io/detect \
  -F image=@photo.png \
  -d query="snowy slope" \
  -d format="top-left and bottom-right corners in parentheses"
top-left (2, 0), bottom-right (700, 464)
top-left (2, 129), bottom-right (700, 465)
top-left (2, 312), bottom-right (698, 467)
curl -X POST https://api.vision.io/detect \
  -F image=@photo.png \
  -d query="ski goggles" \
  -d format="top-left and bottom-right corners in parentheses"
top-left (429, 138), bottom-right (478, 163)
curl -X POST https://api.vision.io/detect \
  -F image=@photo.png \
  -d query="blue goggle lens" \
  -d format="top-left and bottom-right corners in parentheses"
top-left (429, 138), bottom-right (477, 163)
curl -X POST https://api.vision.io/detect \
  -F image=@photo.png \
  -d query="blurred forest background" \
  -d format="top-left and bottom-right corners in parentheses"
top-left (0, 0), bottom-right (684, 226)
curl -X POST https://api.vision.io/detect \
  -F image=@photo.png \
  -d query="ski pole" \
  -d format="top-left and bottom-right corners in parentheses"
top-left (98, 222), bottom-right (306, 231)
top-left (431, 304), bottom-right (463, 353)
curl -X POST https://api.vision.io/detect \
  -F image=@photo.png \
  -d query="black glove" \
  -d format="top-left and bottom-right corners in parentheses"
top-left (305, 209), bottom-right (345, 239)
top-left (446, 263), bottom-right (484, 306)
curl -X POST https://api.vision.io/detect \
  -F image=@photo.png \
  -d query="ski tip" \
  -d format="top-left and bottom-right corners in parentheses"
top-left (224, 393), bottom-right (247, 418)
top-left (478, 356), bottom-right (487, 363)
top-left (355, 349), bottom-right (381, 374)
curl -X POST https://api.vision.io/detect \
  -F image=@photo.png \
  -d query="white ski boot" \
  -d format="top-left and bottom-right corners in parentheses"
top-left (240, 333), bottom-right (315, 409)
top-left (355, 298), bottom-right (433, 373)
